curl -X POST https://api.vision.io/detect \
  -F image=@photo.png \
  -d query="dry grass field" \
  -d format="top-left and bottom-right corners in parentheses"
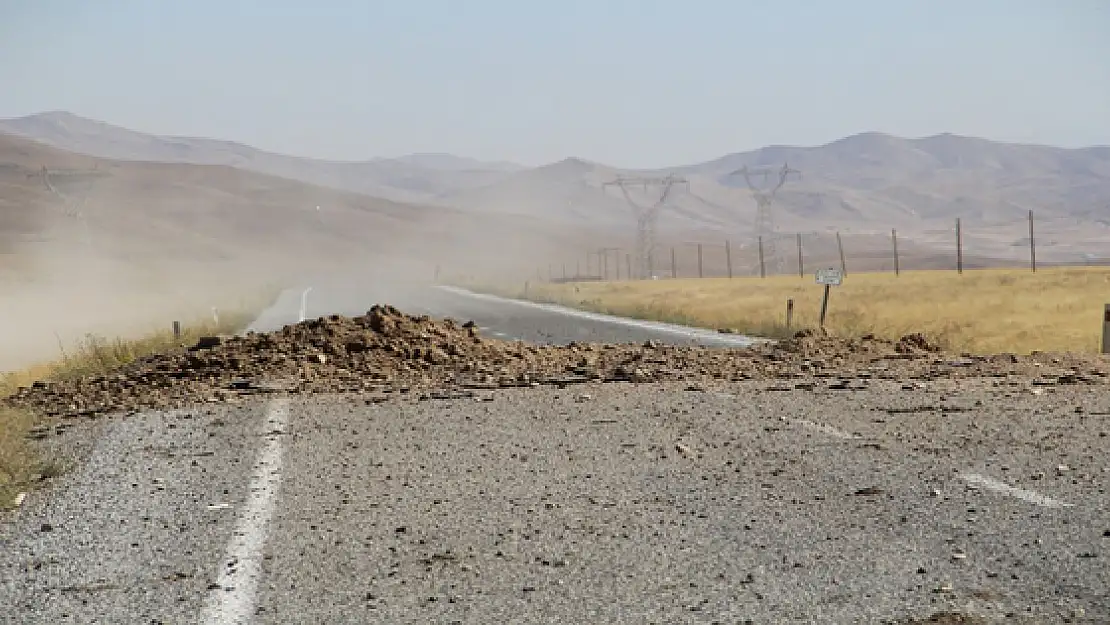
top-left (487, 267), bottom-right (1110, 355)
top-left (0, 305), bottom-right (264, 510)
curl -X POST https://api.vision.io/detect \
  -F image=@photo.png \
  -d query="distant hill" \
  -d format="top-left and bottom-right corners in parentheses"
top-left (0, 111), bottom-right (523, 204)
top-left (0, 131), bottom-right (598, 291)
top-left (5, 111), bottom-right (1109, 265)
top-left (434, 131), bottom-right (1110, 264)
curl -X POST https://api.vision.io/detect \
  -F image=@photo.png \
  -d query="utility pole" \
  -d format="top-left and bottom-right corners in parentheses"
top-left (602, 174), bottom-right (689, 280)
top-left (729, 163), bottom-right (800, 276)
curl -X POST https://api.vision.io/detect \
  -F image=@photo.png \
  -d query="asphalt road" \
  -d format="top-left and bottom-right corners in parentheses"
top-left (2, 284), bottom-right (1108, 624)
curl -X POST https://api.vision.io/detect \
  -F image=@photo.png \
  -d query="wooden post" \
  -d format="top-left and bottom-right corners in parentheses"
top-left (786, 299), bottom-right (794, 329)
top-left (602, 253), bottom-right (608, 280)
top-left (892, 228), bottom-right (900, 276)
top-left (725, 240), bottom-right (733, 279)
top-left (671, 247), bottom-right (677, 279)
top-left (626, 253), bottom-right (632, 281)
top-left (172, 321), bottom-right (182, 339)
top-left (562, 263), bottom-right (567, 280)
top-left (524, 281), bottom-right (529, 297)
top-left (796, 233), bottom-right (804, 278)
top-left (615, 254), bottom-right (621, 280)
top-left (1103, 304), bottom-right (1110, 354)
top-left (819, 285), bottom-right (831, 328)
top-left (697, 243), bottom-right (704, 278)
top-left (836, 231), bottom-right (847, 276)
top-left (956, 218), bottom-right (963, 274)
top-left (1029, 210), bottom-right (1036, 273)
top-left (758, 236), bottom-right (766, 279)
top-left (586, 251), bottom-right (591, 278)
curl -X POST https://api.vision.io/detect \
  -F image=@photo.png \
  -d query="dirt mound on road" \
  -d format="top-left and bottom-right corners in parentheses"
top-left (6, 305), bottom-right (1108, 419)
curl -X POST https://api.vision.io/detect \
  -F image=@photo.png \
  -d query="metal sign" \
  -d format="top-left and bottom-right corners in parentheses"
top-left (815, 267), bottom-right (843, 286)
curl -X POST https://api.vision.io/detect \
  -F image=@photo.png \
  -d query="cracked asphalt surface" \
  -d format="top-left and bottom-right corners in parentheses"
top-left (2, 285), bottom-right (1108, 624)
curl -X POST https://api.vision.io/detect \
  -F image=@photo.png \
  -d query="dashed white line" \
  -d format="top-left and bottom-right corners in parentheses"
top-left (199, 398), bottom-right (291, 624)
top-left (712, 393), bottom-right (861, 440)
top-left (959, 473), bottom-right (1073, 509)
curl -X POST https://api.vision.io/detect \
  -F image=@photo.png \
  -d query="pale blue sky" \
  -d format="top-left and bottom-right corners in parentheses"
top-left (1, 1), bottom-right (1108, 167)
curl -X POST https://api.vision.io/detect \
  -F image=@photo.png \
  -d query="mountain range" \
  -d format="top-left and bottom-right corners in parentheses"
top-left (3, 110), bottom-right (1110, 268)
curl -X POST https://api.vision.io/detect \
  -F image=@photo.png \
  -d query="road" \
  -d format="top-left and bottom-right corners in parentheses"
top-left (2, 284), bottom-right (1108, 624)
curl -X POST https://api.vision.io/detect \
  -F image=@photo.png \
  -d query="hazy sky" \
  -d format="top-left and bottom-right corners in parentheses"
top-left (1, 0), bottom-right (1108, 167)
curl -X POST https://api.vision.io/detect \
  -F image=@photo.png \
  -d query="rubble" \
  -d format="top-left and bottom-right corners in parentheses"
top-left (5, 304), bottom-right (1107, 419)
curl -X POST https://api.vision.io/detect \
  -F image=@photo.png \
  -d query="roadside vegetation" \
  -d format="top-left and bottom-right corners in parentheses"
top-left (0, 297), bottom-right (274, 510)
top-left (466, 267), bottom-right (1110, 355)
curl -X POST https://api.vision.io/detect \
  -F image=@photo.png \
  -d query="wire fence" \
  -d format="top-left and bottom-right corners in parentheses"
top-left (539, 212), bottom-right (1110, 283)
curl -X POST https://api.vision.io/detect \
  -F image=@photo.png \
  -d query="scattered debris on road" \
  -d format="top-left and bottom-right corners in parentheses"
top-left (5, 305), bottom-right (1108, 420)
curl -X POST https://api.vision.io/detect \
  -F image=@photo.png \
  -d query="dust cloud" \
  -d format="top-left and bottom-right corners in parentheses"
top-left (0, 160), bottom-right (590, 373)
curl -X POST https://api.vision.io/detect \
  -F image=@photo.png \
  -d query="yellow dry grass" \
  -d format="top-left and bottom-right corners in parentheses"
top-left (481, 267), bottom-right (1110, 355)
top-left (0, 296), bottom-right (275, 510)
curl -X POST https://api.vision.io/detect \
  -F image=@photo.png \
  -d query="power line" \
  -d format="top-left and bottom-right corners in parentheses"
top-left (602, 174), bottom-right (689, 279)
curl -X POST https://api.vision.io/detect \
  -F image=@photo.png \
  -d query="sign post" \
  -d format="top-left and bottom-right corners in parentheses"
top-left (815, 267), bottom-right (843, 328)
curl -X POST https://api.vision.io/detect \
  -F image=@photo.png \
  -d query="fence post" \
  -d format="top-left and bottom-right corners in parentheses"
top-left (725, 240), bottom-right (733, 279)
top-left (1103, 304), bottom-right (1110, 354)
top-left (758, 236), bottom-right (766, 278)
top-left (836, 231), bottom-right (847, 276)
top-left (626, 254), bottom-right (632, 281)
top-left (1029, 210), bottom-right (1036, 273)
top-left (796, 233), bottom-right (804, 278)
top-left (956, 217), bottom-right (963, 274)
top-left (697, 243), bottom-right (704, 278)
top-left (671, 247), bottom-right (677, 279)
top-left (892, 228), bottom-right (900, 276)
top-left (786, 299), bottom-right (794, 329)
top-left (172, 321), bottom-right (182, 339)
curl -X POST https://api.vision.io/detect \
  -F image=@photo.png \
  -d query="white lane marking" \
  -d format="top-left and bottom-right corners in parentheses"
top-left (298, 287), bottom-right (313, 322)
top-left (712, 392), bottom-right (861, 440)
top-left (435, 285), bottom-right (769, 347)
top-left (199, 398), bottom-right (291, 624)
top-left (959, 472), bottom-right (1073, 509)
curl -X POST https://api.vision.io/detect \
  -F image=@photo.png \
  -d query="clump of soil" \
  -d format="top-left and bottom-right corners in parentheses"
top-left (5, 305), bottom-right (1107, 419)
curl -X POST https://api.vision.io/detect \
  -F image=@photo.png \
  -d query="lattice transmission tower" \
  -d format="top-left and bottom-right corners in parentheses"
top-left (728, 163), bottom-right (800, 275)
top-left (602, 174), bottom-right (688, 279)
top-left (40, 165), bottom-right (108, 251)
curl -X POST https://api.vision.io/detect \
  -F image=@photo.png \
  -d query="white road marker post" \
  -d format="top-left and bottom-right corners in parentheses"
top-left (298, 287), bottom-right (312, 323)
top-left (815, 267), bottom-right (843, 328)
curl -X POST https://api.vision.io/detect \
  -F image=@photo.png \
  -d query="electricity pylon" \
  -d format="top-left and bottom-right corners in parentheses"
top-left (41, 165), bottom-right (108, 252)
top-left (728, 163), bottom-right (800, 275)
top-left (602, 174), bottom-right (688, 279)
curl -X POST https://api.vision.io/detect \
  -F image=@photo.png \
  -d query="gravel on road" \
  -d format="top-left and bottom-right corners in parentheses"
top-left (6, 304), bottom-right (1108, 423)
top-left (3, 298), bottom-right (1109, 624)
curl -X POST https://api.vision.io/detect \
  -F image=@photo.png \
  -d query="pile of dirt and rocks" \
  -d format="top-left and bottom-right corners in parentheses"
top-left (6, 305), bottom-right (1109, 419)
